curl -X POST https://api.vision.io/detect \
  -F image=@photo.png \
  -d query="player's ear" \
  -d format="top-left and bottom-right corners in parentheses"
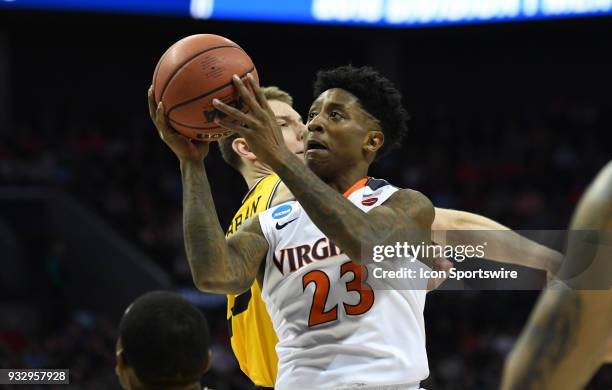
top-left (364, 130), bottom-right (384, 155)
top-left (232, 137), bottom-right (257, 163)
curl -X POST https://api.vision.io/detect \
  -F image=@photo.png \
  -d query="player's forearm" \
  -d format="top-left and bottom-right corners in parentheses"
top-left (269, 151), bottom-right (387, 262)
top-left (180, 160), bottom-right (240, 293)
top-left (502, 290), bottom-right (611, 390)
top-left (272, 152), bottom-right (373, 261)
top-left (270, 151), bottom-right (433, 264)
top-left (434, 209), bottom-right (562, 273)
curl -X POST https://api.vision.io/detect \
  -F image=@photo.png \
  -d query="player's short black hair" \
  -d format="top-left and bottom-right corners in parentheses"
top-left (119, 291), bottom-right (210, 389)
top-left (313, 65), bottom-right (410, 159)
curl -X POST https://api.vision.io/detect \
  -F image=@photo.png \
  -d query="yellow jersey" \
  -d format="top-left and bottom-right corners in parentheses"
top-left (226, 174), bottom-right (281, 387)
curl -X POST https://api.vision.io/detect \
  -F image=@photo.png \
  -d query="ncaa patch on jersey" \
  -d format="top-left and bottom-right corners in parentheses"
top-left (272, 204), bottom-right (293, 219)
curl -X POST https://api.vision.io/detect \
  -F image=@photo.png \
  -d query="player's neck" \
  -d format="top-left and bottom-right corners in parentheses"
top-left (325, 169), bottom-right (369, 195)
top-left (240, 163), bottom-right (274, 188)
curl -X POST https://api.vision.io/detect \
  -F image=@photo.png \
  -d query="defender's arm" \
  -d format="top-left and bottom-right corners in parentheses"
top-left (433, 208), bottom-right (562, 274)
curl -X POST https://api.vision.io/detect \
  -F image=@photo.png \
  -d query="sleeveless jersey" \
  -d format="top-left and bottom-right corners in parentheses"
top-left (258, 177), bottom-right (430, 389)
top-left (226, 174), bottom-right (281, 387)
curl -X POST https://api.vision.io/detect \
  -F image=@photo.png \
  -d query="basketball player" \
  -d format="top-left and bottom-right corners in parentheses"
top-left (151, 67), bottom-right (568, 385)
top-left (155, 65), bottom-right (434, 389)
top-left (204, 85), bottom-right (562, 388)
top-left (502, 161), bottom-right (612, 390)
top-left (115, 291), bottom-right (212, 390)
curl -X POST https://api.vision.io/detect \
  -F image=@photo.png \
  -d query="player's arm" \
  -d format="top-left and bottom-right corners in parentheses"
top-left (265, 143), bottom-right (434, 267)
top-left (212, 75), bottom-right (434, 266)
top-left (433, 208), bottom-right (562, 274)
top-left (502, 161), bottom-right (612, 390)
top-left (502, 289), bottom-right (612, 390)
top-left (181, 159), bottom-right (268, 294)
top-left (149, 87), bottom-right (267, 295)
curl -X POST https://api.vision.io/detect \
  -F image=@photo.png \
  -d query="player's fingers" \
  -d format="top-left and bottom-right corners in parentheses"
top-left (212, 98), bottom-right (256, 128)
top-left (147, 86), bottom-right (157, 121)
top-left (215, 118), bottom-right (252, 137)
top-left (248, 74), bottom-right (273, 116)
top-left (155, 102), bottom-right (178, 140)
top-left (232, 74), bottom-right (266, 118)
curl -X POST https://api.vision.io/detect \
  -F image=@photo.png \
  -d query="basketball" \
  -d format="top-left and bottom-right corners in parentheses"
top-left (152, 34), bottom-right (259, 141)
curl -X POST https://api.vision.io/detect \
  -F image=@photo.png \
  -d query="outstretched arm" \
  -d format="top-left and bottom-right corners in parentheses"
top-left (213, 75), bottom-right (434, 266)
top-left (433, 208), bottom-right (562, 275)
top-left (149, 87), bottom-right (267, 295)
top-left (502, 161), bottom-right (612, 390)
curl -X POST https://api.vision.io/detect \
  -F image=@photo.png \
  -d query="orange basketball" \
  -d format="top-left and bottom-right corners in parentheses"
top-left (152, 34), bottom-right (259, 141)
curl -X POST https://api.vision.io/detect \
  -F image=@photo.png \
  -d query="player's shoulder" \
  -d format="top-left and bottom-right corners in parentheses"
top-left (259, 199), bottom-right (300, 221)
top-left (244, 174), bottom-right (280, 201)
top-left (381, 188), bottom-right (435, 225)
top-left (365, 177), bottom-right (395, 191)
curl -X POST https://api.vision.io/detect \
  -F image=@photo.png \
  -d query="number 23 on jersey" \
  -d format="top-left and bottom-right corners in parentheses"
top-left (302, 261), bottom-right (374, 327)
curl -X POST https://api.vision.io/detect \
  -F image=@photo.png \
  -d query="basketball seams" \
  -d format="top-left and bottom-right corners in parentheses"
top-left (151, 34), bottom-right (256, 141)
top-left (166, 65), bottom-right (256, 117)
top-left (159, 45), bottom-right (244, 104)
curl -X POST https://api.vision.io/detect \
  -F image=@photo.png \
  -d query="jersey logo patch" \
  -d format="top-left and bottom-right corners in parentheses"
top-left (272, 204), bottom-right (292, 219)
top-left (276, 218), bottom-right (297, 230)
top-left (362, 197), bottom-right (378, 206)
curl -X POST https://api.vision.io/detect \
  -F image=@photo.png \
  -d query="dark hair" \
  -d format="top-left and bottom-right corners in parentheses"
top-left (119, 291), bottom-right (210, 389)
top-left (313, 65), bottom-right (410, 159)
top-left (219, 86), bottom-right (295, 171)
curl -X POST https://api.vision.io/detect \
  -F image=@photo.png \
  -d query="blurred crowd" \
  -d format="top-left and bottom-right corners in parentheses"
top-left (0, 96), bottom-right (610, 389)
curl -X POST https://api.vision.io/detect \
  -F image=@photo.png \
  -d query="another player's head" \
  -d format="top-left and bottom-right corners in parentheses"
top-left (219, 86), bottom-right (305, 175)
top-left (115, 291), bottom-right (211, 390)
top-left (307, 65), bottom-right (409, 180)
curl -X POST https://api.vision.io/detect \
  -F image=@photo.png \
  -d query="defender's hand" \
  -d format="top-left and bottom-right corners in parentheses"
top-left (212, 74), bottom-right (290, 168)
top-left (148, 86), bottom-right (210, 162)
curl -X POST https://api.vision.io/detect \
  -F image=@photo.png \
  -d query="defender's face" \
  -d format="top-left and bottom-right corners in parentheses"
top-left (268, 100), bottom-right (306, 161)
top-left (305, 88), bottom-right (375, 178)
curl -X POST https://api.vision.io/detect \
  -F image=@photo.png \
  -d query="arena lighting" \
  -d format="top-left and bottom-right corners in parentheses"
top-left (2, 0), bottom-right (612, 26)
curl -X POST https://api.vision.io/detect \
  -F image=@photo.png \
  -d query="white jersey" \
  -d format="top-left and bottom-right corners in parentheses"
top-left (258, 177), bottom-right (429, 390)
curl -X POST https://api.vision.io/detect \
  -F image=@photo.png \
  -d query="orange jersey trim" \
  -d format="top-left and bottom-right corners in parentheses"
top-left (343, 177), bottom-right (369, 198)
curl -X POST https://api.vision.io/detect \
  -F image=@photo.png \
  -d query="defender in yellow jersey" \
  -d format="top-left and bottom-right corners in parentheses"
top-left (225, 174), bottom-right (281, 386)
top-left (218, 87), bottom-right (305, 388)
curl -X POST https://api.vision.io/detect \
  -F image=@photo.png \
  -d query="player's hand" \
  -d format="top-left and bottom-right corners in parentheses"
top-left (211, 74), bottom-right (290, 168)
top-left (148, 86), bottom-right (210, 162)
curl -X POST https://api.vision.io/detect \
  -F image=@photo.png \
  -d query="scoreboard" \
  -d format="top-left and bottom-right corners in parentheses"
top-left (2, 0), bottom-right (612, 27)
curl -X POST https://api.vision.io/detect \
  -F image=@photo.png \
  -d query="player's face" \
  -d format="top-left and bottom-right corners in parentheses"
top-left (269, 100), bottom-right (306, 161)
top-left (305, 88), bottom-right (378, 178)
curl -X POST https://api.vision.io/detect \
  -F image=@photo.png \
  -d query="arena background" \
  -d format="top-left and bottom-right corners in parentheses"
top-left (0, 2), bottom-right (611, 389)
